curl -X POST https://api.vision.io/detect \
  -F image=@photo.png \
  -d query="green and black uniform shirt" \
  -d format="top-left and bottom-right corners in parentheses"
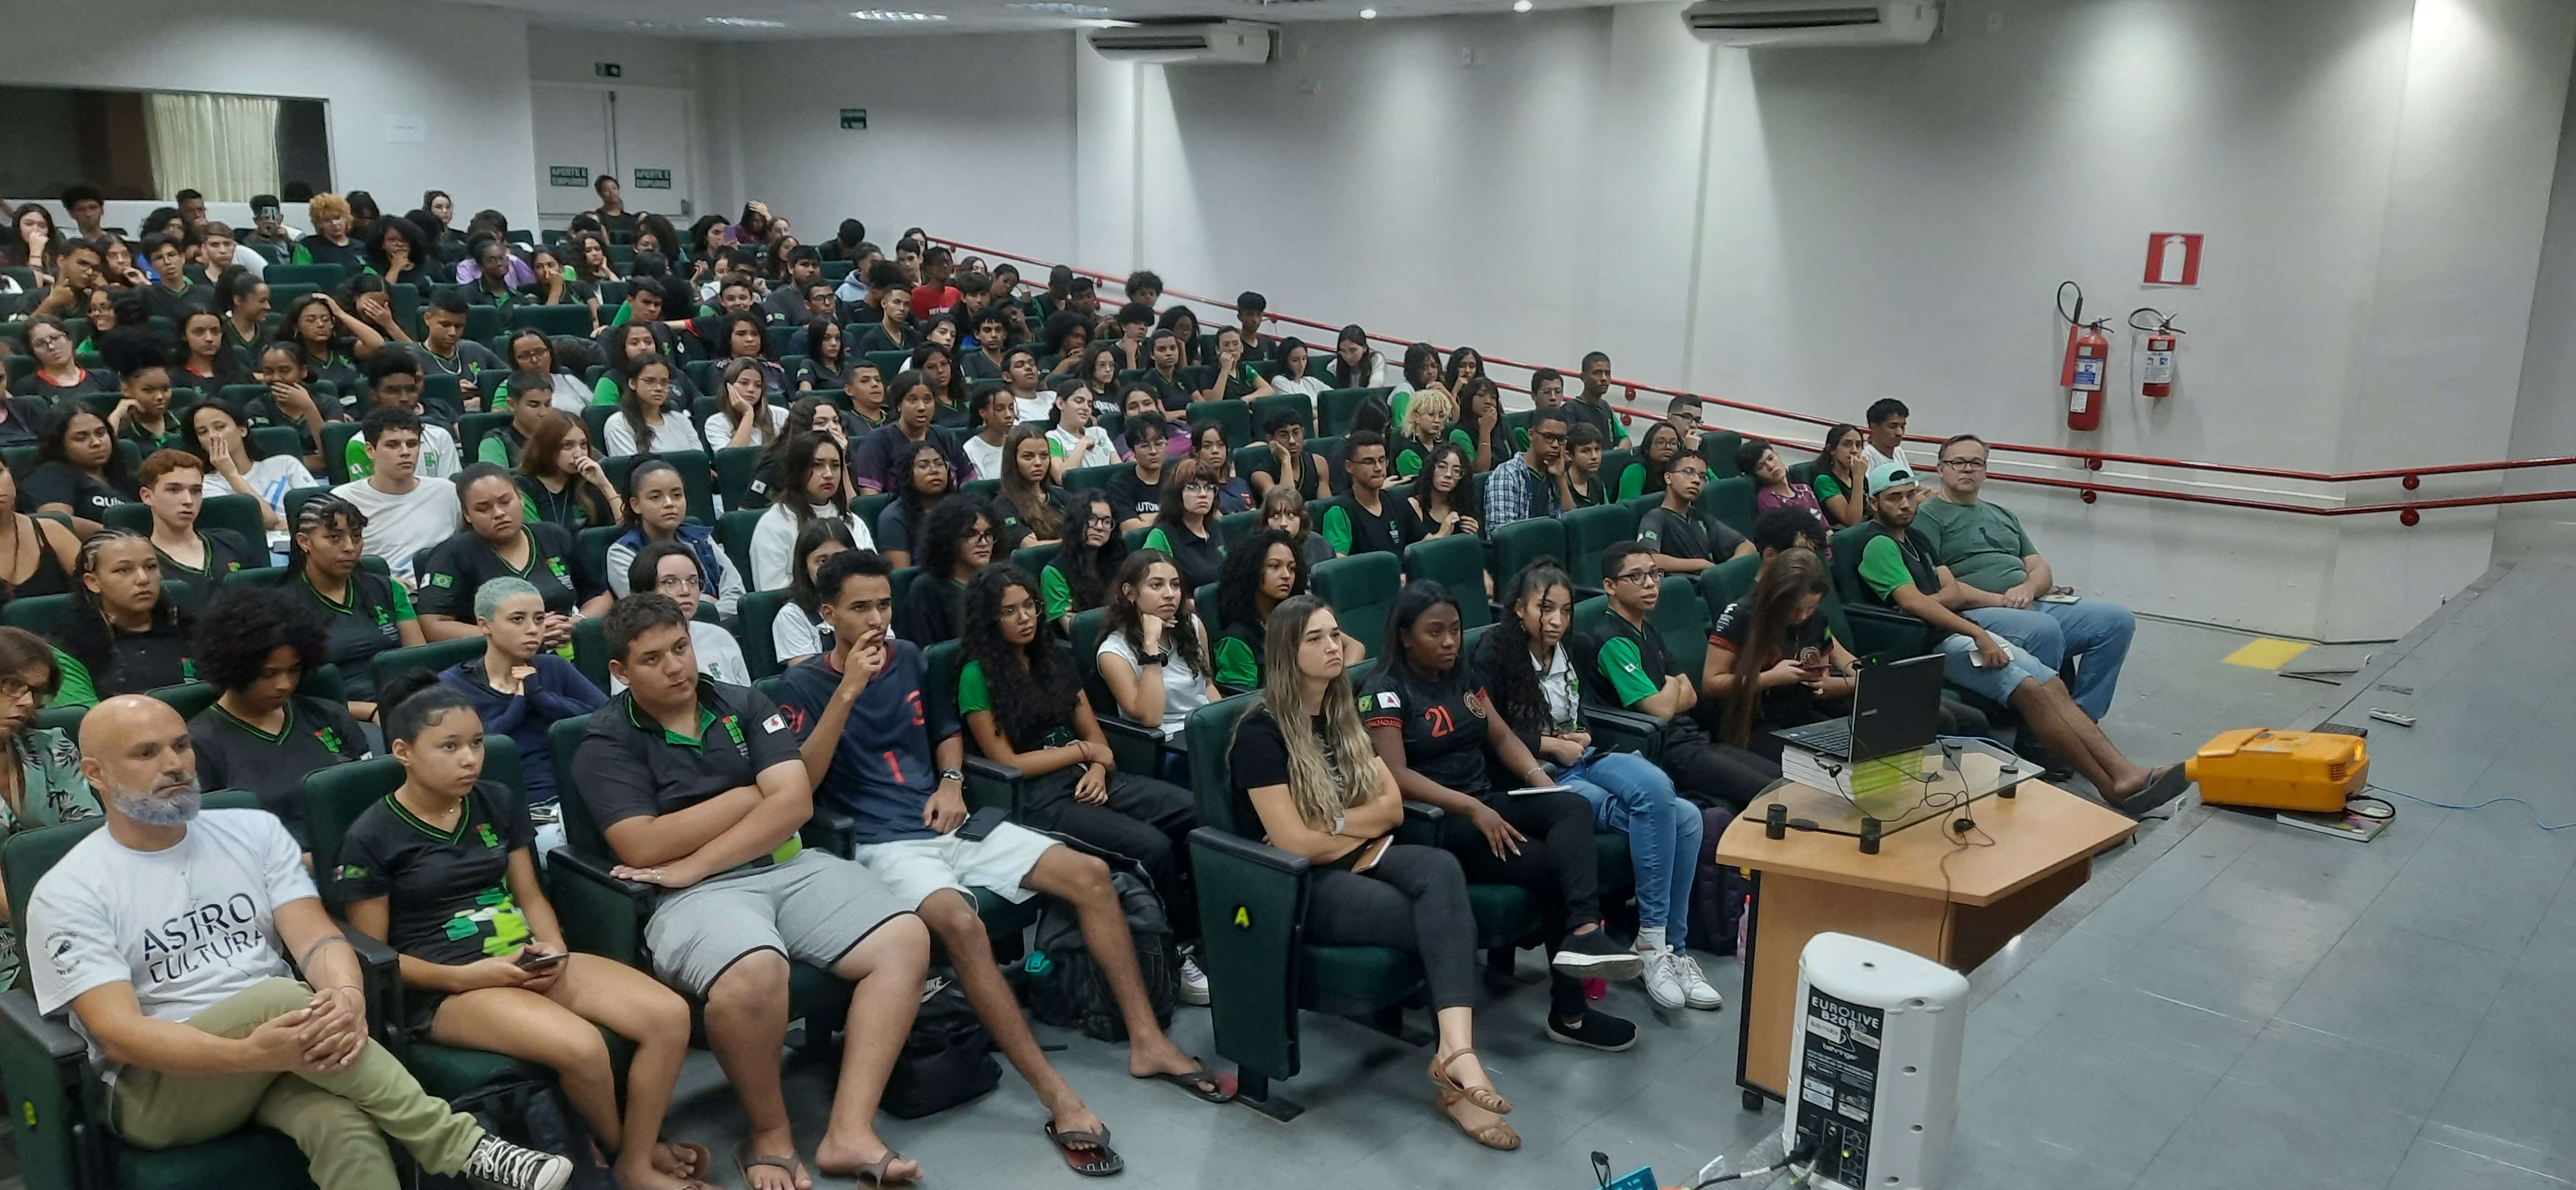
top-left (332, 781), bottom-right (534, 964)
top-left (1213, 619), bottom-right (1264, 696)
top-left (416, 524), bottom-right (597, 620)
top-left (1320, 492), bottom-right (1422, 558)
top-left (575, 678), bottom-right (806, 869)
top-left (155, 529), bottom-right (258, 609)
top-left (958, 657), bottom-right (1079, 750)
top-left (189, 694), bottom-right (369, 847)
top-left (296, 570), bottom-right (417, 700)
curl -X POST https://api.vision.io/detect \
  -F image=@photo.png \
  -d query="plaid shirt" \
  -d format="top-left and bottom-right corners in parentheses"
top-left (1483, 454), bottom-right (1560, 528)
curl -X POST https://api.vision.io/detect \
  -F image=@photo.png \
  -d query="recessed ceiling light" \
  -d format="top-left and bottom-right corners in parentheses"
top-left (704, 15), bottom-right (787, 26)
top-left (1007, 2), bottom-right (1112, 13)
top-left (1511, 0), bottom-right (1531, 10)
top-left (850, 9), bottom-right (947, 19)
top-left (1359, 6), bottom-right (1377, 15)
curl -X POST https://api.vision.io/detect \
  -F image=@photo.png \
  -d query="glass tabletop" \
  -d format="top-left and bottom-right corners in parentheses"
top-left (1750, 739), bottom-right (2046, 845)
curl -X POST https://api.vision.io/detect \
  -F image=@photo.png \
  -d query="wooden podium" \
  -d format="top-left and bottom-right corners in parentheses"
top-left (1715, 778), bottom-right (2135, 1107)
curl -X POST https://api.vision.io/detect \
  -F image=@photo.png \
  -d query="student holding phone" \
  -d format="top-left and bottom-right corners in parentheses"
top-left (1359, 581), bottom-right (1643, 1053)
top-left (339, 679), bottom-right (711, 1190)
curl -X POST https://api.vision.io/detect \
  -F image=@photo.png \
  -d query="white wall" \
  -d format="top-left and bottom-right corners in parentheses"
top-left (711, 0), bottom-right (2576, 639)
top-left (0, 0), bottom-right (540, 225)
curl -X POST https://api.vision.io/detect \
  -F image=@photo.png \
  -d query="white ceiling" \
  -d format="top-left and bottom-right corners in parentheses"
top-left (477, 0), bottom-right (1618, 38)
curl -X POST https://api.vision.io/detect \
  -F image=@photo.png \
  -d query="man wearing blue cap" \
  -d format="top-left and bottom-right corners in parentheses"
top-left (1850, 460), bottom-right (2188, 817)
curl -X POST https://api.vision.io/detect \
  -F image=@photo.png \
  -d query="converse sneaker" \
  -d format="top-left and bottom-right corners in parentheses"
top-left (1177, 950), bottom-right (1211, 1006)
top-left (459, 1133), bottom-right (573, 1190)
top-left (1544, 1008), bottom-right (1638, 1052)
top-left (1551, 928), bottom-right (1645, 981)
top-left (1670, 948), bottom-right (1724, 1011)
top-left (1641, 949), bottom-right (1690, 1011)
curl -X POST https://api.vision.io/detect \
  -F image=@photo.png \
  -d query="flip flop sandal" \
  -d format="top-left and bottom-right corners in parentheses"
top-left (1042, 1122), bottom-right (1126, 1177)
top-left (827, 1148), bottom-right (918, 1187)
top-left (733, 1140), bottom-right (807, 1190)
top-left (2117, 765), bottom-right (2193, 820)
top-left (1133, 1062), bottom-right (1237, 1104)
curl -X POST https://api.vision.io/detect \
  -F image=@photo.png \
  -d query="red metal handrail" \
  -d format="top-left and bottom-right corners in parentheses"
top-left (939, 238), bottom-right (2548, 521)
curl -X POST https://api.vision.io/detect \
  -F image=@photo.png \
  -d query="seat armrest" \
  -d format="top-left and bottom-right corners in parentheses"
top-left (547, 847), bottom-right (656, 902)
top-left (1397, 799), bottom-right (1446, 846)
top-left (1099, 716), bottom-right (1165, 776)
top-left (804, 806), bottom-right (857, 858)
top-left (544, 848), bottom-right (653, 968)
top-left (0, 988), bottom-right (84, 1064)
top-left (963, 755), bottom-right (1025, 815)
top-left (1585, 705), bottom-right (1667, 762)
top-left (1186, 827), bottom-right (1311, 1082)
top-left (0, 987), bottom-right (98, 1190)
top-left (334, 924), bottom-right (404, 1050)
top-left (1187, 827), bottom-right (1314, 876)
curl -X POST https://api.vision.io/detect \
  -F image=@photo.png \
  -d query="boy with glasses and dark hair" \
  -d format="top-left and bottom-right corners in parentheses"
top-left (1108, 415), bottom-right (1170, 531)
top-left (1635, 452), bottom-right (1750, 576)
top-left (1580, 542), bottom-right (1779, 810)
top-left (1320, 430), bottom-right (1422, 557)
top-left (1482, 408), bottom-right (1568, 530)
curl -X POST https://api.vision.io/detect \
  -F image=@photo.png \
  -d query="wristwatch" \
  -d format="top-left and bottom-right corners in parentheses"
top-left (938, 768), bottom-right (964, 784)
top-left (1140, 650), bottom-right (1170, 666)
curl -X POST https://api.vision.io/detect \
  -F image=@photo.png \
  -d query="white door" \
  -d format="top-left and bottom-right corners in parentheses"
top-left (609, 87), bottom-right (695, 223)
top-left (530, 83), bottom-right (613, 221)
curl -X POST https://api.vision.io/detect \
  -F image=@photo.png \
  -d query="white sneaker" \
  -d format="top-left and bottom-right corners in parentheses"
top-left (1670, 948), bottom-right (1723, 1011)
top-left (1641, 949), bottom-right (1689, 1011)
top-left (459, 1134), bottom-right (572, 1190)
top-left (1177, 952), bottom-right (1211, 1006)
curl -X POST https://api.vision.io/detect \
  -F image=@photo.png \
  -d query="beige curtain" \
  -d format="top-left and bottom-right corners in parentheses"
top-left (143, 92), bottom-right (281, 203)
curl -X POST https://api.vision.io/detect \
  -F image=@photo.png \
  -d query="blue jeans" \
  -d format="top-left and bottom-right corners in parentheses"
top-left (1963, 597), bottom-right (2135, 720)
top-left (1560, 751), bottom-right (1701, 939)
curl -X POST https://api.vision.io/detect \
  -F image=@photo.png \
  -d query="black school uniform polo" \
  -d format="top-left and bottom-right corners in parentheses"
top-left (416, 524), bottom-right (598, 621)
top-left (189, 695), bottom-right (370, 847)
top-left (576, 678), bottom-right (802, 836)
top-left (331, 781), bottom-right (534, 965)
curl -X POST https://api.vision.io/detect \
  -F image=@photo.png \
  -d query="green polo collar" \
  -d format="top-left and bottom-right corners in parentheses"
top-left (625, 676), bottom-right (729, 751)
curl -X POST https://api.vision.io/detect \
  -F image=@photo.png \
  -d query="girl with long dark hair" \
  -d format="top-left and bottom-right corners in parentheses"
top-left (289, 494), bottom-right (426, 719)
top-left (995, 425), bottom-right (1066, 552)
top-left (1616, 421), bottom-right (1685, 501)
top-left (1360, 581), bottom-right (1642, 1050)
top-left (876, 440), bottom-right (953, 570)
top-left (1407, 441), bottom-right (1481, 542)
top-left (604, 354), bottom-right (700, 457)
top-left (798, 317), bottom-right (848, 391)
top-left (750, 432), bottom-right (861, 589)
top-left (1038, 490), bottom-right (1124, 631)
top-left (1222, 595), bottom-right (1512, 1149)
top-left (1209, 527), bottom-right (1370, 696)
top-left (903, 496), bottom-right (994, 645)
top-left (271, 291), bottom-right (383, 393)
top-left (705, 356), bottom-right (788, 451)
top-left (1269, 338), bottom-right (1326, 399)
top-left (174, 309), bottom-right (243, 395)
top-left (1811, 422), bottom-right (1870, 526)
top-left (513, 411), bottom-right (620, 533)
top-left (1476, 560), bottom-right (1719, 1012)
top-left (773, 518), bottom-right (858, 669)
top-left (1330, 325), bottom-right (1382, 390)
top-left (183, 399), bottom-right (311, 537)
top-left (1187, 423), bottom-right (1253, 514)
top-left (1455, 377), bottom-right (1509, 474)
top-left (51, 530), bottom-right (193, 707)
top-left (1258, 484), bottom-right (1335, 572)
top-left (1705, 547), bottom-right (1862, 758)
top-left (957, 563), bottom-right (1201, 951)
top-left (1096, 550), bottom-right (1213, 744)
top-left (601, 459), bottom-right (743, 614)
top-left (743, 396), bottom-right (846, 511)
top-left (27, 403), bottom-right (134, 539)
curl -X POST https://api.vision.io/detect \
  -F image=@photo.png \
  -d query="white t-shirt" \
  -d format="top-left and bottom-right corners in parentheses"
top-left (28, 809), bottom-right (315, 1080)
top-left (1863, 439), bottom-right (1918, 475)
top-left (1097, 623), bottom-right (1211, 739)
top-left (1049, 427), bottom-right (1119, 470)
top-left (1534, 641), bottom-right (1580, 729)
top-left (773, 599), bottom-right (832, 664)
top-left (1013, 390), bottom-right (1057, 425)
top-left (344, 423), bottom-right (461, 483)
top-left (750, 503), bottom-right (872, 591)
top-left (204, 455), bottom-right (317, 547)
top-left (964, 433), bottom-right (1007, 484)
top-left (613, 620), bottom-right (749, 692)
top-left (1270, 374), bottom-right (1329, 398)
top-left (547, 374), bottom-right (593, 416)
top-left (330, 475), bottom-right (461, 585)
top-left (701, 402), bottom-right (787, 452)
top-left (602, 411), bottom-right (705, 459)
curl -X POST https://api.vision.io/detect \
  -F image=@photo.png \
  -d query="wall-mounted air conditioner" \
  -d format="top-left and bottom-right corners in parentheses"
top-left (1087, 19), bottom-right (1276, 64)
top-left (1682, 0), bottom-right (1939, 47)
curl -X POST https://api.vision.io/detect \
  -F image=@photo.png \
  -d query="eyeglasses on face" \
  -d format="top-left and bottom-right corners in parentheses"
top-left (1613, 569), bottom-right (1665, 587)
top-left (1940, 457), bottom-right (1988, 471)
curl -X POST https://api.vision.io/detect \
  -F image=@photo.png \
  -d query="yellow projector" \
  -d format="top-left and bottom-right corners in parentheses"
top-left (2183, 729), bottom-right (2368, 813)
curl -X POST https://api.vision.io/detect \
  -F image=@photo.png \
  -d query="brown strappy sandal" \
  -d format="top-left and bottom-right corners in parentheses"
top-left (1428, 1048), bottom-right (1512, 1114)
top-left (1433, 1086), bottom-right (1522, 1151)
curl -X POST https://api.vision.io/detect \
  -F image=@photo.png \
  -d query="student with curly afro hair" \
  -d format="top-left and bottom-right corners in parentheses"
top-left (187, 583), bottom-right (370, 852)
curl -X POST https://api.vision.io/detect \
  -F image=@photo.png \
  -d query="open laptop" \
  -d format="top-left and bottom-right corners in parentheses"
top-left (1770, 653), bottom-right (1946, 762)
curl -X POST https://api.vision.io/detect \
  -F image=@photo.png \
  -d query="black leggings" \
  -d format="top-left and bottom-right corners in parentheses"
top-left (1304, 843), bottom-right (1478, 1011)
top-left (1018, 766), bottom-right (1203, 940)
top-left (1433, 788), bottom-right (1602, 1018)
top-left (1664, 738), bottom-right (1782, 811)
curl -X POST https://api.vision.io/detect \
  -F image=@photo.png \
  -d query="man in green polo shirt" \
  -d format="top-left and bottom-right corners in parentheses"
top-left (574, 594), bottom-right (933, 1188)
top-left (1913, 433), bottom-right (2134, 721)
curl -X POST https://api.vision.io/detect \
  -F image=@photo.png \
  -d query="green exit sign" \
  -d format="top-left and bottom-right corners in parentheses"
top-left (594, 62), bottom-right (621, 77)
top-left (840, 108), bottom-right (868, 130)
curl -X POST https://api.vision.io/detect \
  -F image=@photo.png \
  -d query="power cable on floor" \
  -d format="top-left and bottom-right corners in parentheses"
top-left (2365, 783), bottom-right (2576, 831)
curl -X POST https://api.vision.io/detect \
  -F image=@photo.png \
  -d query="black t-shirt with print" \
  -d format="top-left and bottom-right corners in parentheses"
top-left (416, 524), bottom-right (598, 620)
top-left (1104, 465), bottom-right (1164, 526)
top-left (23, 462), bottom-right (130, 522)
top-left (332, 781), bottom-right (535, 966)
top-left (1360, 663), bottom-right (1494, 797)
top-left (189, 695), bottom-right (370, 847)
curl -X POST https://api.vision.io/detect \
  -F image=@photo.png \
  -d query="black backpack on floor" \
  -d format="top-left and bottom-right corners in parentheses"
top-left (882, 970), bottom-right (1003, 1119)
top-left (1018, 857), bottom-right (1177, 1042)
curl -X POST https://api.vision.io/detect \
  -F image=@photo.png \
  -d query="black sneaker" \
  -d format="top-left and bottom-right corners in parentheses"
top-left (1545, 1009), bottom-right (1638, 1052)
top-left (1551, 929), bottom-right (1645, 981)
top-left (459, 1134), bottom-right (572, 1190)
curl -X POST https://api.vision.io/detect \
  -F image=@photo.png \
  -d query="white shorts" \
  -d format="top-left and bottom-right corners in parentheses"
top-left (853, 821), bottom-right (1057, 909)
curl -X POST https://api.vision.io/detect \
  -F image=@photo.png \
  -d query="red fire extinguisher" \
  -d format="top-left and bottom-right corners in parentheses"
top-left (2132, 308), bottom-right (2182, 398)
top-left (2057, 282), bottom-right (2108, 431)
